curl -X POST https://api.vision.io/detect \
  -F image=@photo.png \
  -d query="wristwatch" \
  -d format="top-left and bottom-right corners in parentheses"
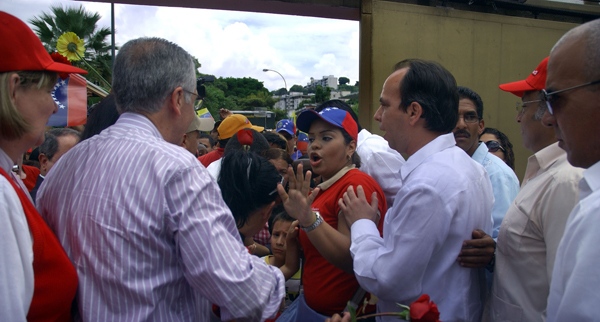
top-left (300, 211), bottom-right (323, 232)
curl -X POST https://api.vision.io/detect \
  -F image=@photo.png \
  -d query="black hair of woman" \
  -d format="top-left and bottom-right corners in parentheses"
top-left (480, 127), bottom-right (515, 170)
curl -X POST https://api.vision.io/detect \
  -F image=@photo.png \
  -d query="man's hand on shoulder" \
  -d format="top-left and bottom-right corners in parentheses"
top-left (339, 185), bottom-right (379, 228)
top-left (457, 229), bottom-right (495, 268)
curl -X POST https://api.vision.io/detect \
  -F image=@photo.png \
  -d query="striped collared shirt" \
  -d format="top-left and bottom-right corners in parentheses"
top-left (37, 112), bottom-right (285, 322)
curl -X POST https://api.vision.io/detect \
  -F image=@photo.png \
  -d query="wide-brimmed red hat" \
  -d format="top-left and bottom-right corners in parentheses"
top-left (0, 11), bottom-right (87, 75)
top-left (499, 57), bottom-right (548, 98)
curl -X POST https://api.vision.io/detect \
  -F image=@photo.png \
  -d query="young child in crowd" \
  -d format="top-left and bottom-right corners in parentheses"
top-left (263, 209), bottom-right (302, 311)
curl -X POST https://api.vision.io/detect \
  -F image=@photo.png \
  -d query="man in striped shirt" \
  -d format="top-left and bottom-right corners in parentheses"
top-left (37, 37), bottom-right (285, 322)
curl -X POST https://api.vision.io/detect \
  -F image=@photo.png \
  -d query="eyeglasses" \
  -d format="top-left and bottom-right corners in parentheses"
top-left (268, 174), bottom-right (286, 196)
top-left (458, 113), bottom-right (480, 123)
top-left (515, 100), bottom-right (542, 114)
top-left (541, 79), bottom-right (600, 115)
top-left (484, 140), bottom-right (505, 153)
top-left (182, 89), bottom-right (204, 111)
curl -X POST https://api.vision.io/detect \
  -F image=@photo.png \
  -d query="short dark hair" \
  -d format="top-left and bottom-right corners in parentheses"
top-left (480, 127), bottom-right (515, 170)
top-left (262, 132), bottom-right (288, 150)
top-left (315, 99), bottom-right (363, 132)
top-left (268, 207), bottom-right (295, 235)
top-left (394, 59), bottom-right (459, 134)
top-left (219, 151), bottom-right (280, 229)
top-left (199, 133), bottom-right (215, 147)
top-left (82, 94), bottom-right (120, 141)
top-left (457, 86), bottom-right (484, 120)
top-left (263, 148), bottom-right (293, 165)
top-left (39, 128), bottom-right (81, 161)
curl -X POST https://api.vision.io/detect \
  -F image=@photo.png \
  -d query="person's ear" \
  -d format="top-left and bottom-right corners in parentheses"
top-left (181, 133), bottom-right (188, 147)
top-left (8, 73), bottom-right (20, 104)
top-left (169, 87), bottom-right (184, 116)
top-left (39, 153), bottom-right (49, 173)
top-left (407, 102), bottom-right (423, 126)
top-left (478, 119), bottom-right (485, 136)
top-left (346, 140), bottom-right (356, 159)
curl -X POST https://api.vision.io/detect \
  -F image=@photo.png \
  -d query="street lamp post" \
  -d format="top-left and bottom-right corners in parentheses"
top-left (263, 68), bottom-right (289, 115)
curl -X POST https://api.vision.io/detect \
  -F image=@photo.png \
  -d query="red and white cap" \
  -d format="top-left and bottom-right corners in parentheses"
top-left (499, 57), bottom-right (548, 98)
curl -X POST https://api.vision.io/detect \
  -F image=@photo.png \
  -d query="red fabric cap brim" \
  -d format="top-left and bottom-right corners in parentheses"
top-left (498, 79), bottom-right (534, 98)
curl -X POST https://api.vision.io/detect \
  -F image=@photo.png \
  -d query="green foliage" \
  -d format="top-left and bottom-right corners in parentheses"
top-left (221, 77), bottom-right (269, 98)
top-left (270, 108), bottom-right (288, 122)
top-left (297, 97), bottom-right (315, 111)
top-left (192, 56), bottom-right (202, 78)
top-left (339, 76), bottom-right (350, 85)
top-left (289, 84), bottom-right (305, 93)
top-left (202, 86), bottom-right (237, 117)
top-left (238, 92), bottom-right (276, 110)
top-left (273, 87), bottom-right (288, 96)
top-left (314, 85), bottom-right (331, 104)
top-left (30, 4), bottom-right (113, 86)
top-left (338, 84), bottom-right (359, 93)
top-left (354, 81), bottom-right (360, 87)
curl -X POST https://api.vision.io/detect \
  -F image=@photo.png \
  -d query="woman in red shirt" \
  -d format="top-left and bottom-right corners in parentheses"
top-left (0, 12), bottom-right (86, 321)
top-left (277, 107), bottom-right (387, 319)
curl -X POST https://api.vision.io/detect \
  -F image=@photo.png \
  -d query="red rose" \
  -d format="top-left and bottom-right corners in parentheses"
top-left (50, 52), bottom-right (73, 80)
top-left (410, 294), bottom-right (441, 322)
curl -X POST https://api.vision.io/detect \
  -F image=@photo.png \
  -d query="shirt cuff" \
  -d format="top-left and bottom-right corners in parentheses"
top-left (350, 219), bottom-right (380, 244)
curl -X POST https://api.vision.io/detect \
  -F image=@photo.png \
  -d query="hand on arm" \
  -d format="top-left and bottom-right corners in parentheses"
top-left (456, 229), bottom-right (495, 268)
top-left (339, 185), bottom-right (379, 228)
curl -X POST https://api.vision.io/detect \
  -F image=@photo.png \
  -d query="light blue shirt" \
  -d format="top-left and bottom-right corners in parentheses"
top-left (472, 142), bottom-right (520, 239)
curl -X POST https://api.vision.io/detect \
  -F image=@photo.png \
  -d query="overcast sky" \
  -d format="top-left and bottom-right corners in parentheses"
top-left (2, 0), bottom-right (359, 91)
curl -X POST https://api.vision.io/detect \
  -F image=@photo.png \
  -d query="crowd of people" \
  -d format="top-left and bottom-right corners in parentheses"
top-left (1, 9), bottom-right (599, 322)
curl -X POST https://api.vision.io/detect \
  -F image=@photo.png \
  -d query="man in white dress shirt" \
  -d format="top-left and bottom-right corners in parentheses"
top-left (542, 18), bottom-right (600, 322)
top-left (339, 59), bottom-right (493, 322)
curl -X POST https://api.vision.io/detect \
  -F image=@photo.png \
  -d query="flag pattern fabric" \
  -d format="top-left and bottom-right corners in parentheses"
top-left (47, 74), bottom-right (87, 127)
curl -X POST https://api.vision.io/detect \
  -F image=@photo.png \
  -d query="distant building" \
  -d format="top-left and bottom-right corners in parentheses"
top-left (274, 92), bottom-right (315, 116)
top-left (307, 75), bottom-right (338, 90)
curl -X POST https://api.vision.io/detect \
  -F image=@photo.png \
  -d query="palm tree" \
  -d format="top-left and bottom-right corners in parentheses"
top-left (29, 5), bottom-right (113, 86)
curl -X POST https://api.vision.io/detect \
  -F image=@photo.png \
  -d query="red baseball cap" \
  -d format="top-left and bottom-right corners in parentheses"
top-left (0, 12), bottom-right (87, 75)
top-left (499, 57), bottom-right (548, 98)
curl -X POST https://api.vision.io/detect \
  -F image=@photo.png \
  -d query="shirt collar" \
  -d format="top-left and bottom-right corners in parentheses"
top-left (471, 142), bottom-right (487, 164)
top-left (116, 112), bottom-right (164, 140)
top-left (318, 165), bottom-right (356, 191)
top-left (400, 133), bottom-right (456, 180)
top-left (532, 142), bottom-right (563, 171)
top-left (0, 148), bottom-right (14, 174)
top-left (582, 160), bottom-right (600, 194)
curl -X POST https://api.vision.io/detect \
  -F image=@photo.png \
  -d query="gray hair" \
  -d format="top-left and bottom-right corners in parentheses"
top-left (112, 37), bottom-right (196, 114)
top-left (552, 19), bottom-right (600, 86)
top-left (39, 128), bottom-right (81, 161)
top-left (533, 104), bottom-right (547, 121)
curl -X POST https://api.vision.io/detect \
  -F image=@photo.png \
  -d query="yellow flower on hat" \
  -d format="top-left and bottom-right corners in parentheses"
top-left (56, 32), bottom-right (85, 61)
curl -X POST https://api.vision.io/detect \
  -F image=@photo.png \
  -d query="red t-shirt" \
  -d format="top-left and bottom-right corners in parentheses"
top-left (22, 164), bottom-right (40, 192)
top-left (198, 148), bottom-right (224, 168)
top-left (300, 169), bottom-right (387, 316)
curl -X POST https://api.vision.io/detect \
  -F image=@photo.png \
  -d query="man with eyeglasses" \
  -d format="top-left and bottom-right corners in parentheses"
top-left (36, 37), bottom-right (285, 321)
top-left (470, 57), bottom-right (584, 322)
top-left (452, 86), bottom-right (520, 239)
top-left (540, 19), bottom-right (600, 322)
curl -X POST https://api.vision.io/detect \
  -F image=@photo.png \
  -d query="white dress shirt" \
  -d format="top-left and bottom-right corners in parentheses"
top-left (0, 149), bottom-right (34, 322)
top-left (356, 129), bottom-right (405, 208)
top-left (350, 133), bottom-right (493, 322)
top-left (488, 143), bottom-right (583, 322)
top-left (547, 159), bottom-right (600, 322)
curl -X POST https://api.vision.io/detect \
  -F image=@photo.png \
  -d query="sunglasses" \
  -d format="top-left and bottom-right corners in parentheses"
top-left (484, 140), bottom-right (505, 153)
top-left (540, 79), bottom-right (600, 115)
top-left (268, 174), bottom-right (286, 196)
top-left (182, 89), bottom-right (204, 111)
